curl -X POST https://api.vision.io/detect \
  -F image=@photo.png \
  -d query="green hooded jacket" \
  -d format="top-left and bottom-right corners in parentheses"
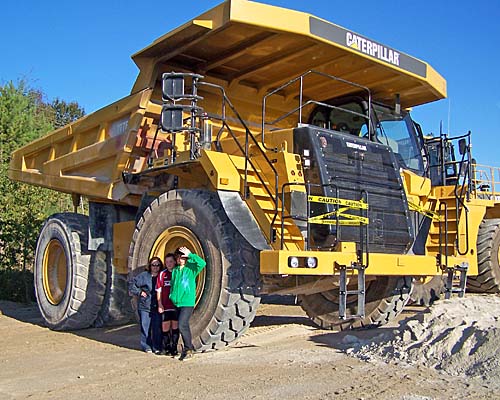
top-left (169, 253), bottom-right (206, 307)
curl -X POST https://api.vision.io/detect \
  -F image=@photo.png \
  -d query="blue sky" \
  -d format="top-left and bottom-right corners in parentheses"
top-left (1, 1), bottom-right (499, 165)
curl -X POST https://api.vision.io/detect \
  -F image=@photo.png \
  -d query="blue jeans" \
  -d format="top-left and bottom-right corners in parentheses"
top-left (139, 310), bottom-right (163, 352)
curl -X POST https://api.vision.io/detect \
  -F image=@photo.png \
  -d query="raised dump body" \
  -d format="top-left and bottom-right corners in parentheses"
top-left (9, 0), bottom-right (500, 351)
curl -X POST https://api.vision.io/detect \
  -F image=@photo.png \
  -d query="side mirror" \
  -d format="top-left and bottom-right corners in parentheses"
top-left (458, 138), bottom-right (467, 155)
top-left (161, 106), bottom-right (184, 132)
top-left (162, 74), bottom-right (185, 101)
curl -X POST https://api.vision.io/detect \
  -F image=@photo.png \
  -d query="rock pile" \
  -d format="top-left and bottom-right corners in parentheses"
top-left (341, 295), bottom-right (500, 386)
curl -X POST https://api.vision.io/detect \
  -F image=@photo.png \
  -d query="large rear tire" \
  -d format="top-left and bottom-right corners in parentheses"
top-left (34, 213), bottom-right (106, 330)
top-left (467, 219), bottom-right (500, 293)
top-left (128, 190), bottom-right (261, 350)
top-left (94, 265), bottom-right (135, 327)
top-left (298, 276), bottom-right (412, 330)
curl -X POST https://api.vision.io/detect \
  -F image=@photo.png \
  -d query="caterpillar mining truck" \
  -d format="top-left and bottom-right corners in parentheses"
top-left (9, 0), bottom-right (500, 349)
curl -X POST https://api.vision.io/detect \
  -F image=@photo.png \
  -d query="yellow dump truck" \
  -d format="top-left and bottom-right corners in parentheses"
top-left (9, 0), bottom-right (500, 348)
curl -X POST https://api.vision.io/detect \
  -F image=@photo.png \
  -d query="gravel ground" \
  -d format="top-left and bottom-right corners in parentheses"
top-left (0, 296), bottom-right (499, 399)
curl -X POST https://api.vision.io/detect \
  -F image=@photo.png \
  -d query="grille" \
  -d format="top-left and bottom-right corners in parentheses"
top-left (294, 126), bottom-right (412, 254)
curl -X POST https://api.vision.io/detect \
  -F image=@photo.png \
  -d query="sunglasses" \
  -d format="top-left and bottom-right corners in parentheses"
top-left (151, 263), bottom-right (161, 267)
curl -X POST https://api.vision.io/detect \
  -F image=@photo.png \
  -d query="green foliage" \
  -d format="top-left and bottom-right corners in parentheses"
top-left (50, 98), bottom-right (85, 129)
top-left (0, 79), bottom-right (84, 302)
top-left (0, 163), bottom-right (71, 271)
top-left (0, 81), bottom-right (52, 165)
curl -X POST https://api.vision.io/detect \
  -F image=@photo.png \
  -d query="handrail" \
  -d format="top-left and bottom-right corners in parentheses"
top-left (198, 81), bottom-right (282, 241)
top-left (438, 201), bottom-right (449, 268)
top-left (261, 70), bottom-right (372, 149)
top-left (473, 164), bottom-right (500, 197)
top-left (278, 182), bottom-right (369, 267)
top-left (425, 131), bottom-right (471, 257)
top-left (454, 134), bottom-right (471, 256)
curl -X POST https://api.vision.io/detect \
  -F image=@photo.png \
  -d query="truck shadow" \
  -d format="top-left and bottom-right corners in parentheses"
top-left (0, 301), bottom-right (44, 325)
top-left (307, 307), bottom-right (427, 350)
top-left (253, 294), bottom-right (316, 328)
top-left (0, 297), bottom-right (317, 352)
top-left (3, 296), bottom-right (422, 352)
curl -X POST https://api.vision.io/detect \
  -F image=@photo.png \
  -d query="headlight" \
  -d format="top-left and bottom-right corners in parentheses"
top-left (306, 257), bottom-right (317, 268)
top-left (288, 257), bottom-right (299, 268)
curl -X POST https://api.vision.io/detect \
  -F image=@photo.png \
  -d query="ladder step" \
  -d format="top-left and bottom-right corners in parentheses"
top-left (278, 234), bottom-right (304, 241)
top-left (432, 220), bottom-right (458, 227)
top-left (445, 263), bottom-right (468, 299)
top-left (338, 264), bottom-right (365, 320)
top-left (241, 175), bottom-right (269, 185)
top-left (428, 234), bottom-right (458, 241)
top-left (247, 186), bottom-right (274, 198)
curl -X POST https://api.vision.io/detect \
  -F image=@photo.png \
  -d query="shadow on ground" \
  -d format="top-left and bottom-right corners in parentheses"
top-left (251, 314), bottom-right (316, 328)
top-left (2, 295), bottom-right (423, 352)
top-left (0, 294), bottom-right (318, 352)
top-left (307, 307), bottom-right (427, 350)
top-left (0, 301), bottom-right (43, 325)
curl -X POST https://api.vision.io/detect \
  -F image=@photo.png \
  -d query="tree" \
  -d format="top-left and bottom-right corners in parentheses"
top-left (0, 81), bottom-right (52, 165)
top-left (50, 98), bottom-right (85, 129)
top-left (0, 79), bottom-right (85, 301)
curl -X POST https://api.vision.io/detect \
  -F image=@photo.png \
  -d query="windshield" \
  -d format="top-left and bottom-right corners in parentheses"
top-left (374, 105), bottom-right (424, 174)
top-left (308, 100), bottom-right (424, 174)
top-left (310, 102), bottom-right (368, 135)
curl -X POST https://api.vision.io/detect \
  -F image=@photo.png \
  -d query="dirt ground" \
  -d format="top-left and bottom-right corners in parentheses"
top-left (0, 297), bottom-right (498, 400)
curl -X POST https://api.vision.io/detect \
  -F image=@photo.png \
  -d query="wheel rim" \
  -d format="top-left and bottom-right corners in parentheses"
top-left (42, 239), bottom-right (68, 305)
top-left (416, 276), bottom-right (434, 285)
top-left (151, 226), bottom-right (206, 306)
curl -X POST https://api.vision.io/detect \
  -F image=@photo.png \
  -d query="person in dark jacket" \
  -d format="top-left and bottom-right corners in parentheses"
top-left (129, 257), bottom-right (163, 353)
top-left (170, 246), bottom-right (206, 360)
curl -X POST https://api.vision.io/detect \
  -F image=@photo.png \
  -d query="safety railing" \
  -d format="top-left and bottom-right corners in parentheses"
top-left (277, 182), bottom-right (369, 267)
top-left (473, 164), bottom-right (500, 199)
top-left (261, 70), bottom-right (373, 149)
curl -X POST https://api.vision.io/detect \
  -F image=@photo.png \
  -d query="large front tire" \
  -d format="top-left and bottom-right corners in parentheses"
top-left (467, 219), bottom-right (500, 293)
top-left (34, 213), bottom-right (106, 330)
top-left (128, 190), bottom-right (261, 350)
top-left (298, 276), bottom-right (412, 330)
top-left (409, 275), bottom-right (446, 306)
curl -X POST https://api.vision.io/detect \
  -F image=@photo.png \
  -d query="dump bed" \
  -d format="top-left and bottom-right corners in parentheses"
top-left (9, 0), bottom-right (446, 205)
top-left (132, 0), bottom-right (446, 107)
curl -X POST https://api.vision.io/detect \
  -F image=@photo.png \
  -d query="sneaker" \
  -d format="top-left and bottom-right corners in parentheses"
top-left (154, 350), bottom-right (163, 355)
top-left (144, 349), bottom-right (153, 354)
top-left (178, 349), bottom-right (193, 361)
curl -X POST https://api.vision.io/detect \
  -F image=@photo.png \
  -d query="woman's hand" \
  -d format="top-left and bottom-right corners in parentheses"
top-left (158, 305), bottom-right (164, 313)
top-left (140, 291), bottom-right (148, 298)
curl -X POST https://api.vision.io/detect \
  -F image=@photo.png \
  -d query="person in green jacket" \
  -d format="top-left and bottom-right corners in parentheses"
top-left (170, 246), bottom-right (206, 360)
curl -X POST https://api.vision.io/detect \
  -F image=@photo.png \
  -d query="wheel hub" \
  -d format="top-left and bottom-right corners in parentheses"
top-left (42, 239), bottom-right (68, 305)
top-left (152, 226), bottom-right (206, 305)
